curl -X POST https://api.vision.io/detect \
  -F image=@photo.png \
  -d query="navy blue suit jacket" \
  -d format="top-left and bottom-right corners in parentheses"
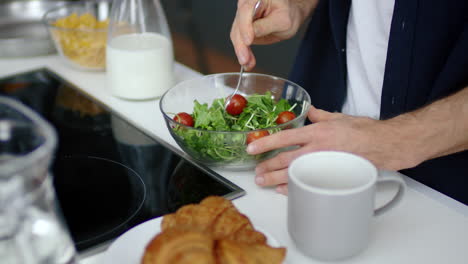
top-left (290, 0), bottom-right (468, 204)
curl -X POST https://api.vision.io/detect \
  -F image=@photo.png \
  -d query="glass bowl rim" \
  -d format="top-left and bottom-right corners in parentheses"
top-left (159, 72), bottom-right (311, 134)
top-left (42, 0), bottom-right (111, 33)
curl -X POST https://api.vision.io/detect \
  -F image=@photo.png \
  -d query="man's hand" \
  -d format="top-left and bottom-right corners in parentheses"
top-left (247, 106), bottom-right (425, 195)
top-left (230, 0), bottom-right (318, 70)
top-left (249, 85), bottom-right (468, 195)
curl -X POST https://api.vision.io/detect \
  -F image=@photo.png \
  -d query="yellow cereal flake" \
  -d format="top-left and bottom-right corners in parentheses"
top-left (51, 13), bottom-right (109, 69)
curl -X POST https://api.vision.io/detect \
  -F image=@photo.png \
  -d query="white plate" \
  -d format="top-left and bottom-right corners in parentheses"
top-left (104, 216), bottom-right (281, 264)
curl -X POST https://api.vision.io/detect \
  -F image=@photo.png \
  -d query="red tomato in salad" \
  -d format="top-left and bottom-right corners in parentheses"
top-left (275, 111), bottom-right (296, 125)
top-left (173, 112), bottom-right (194, 127)
top-left (226, 94), bottom-right (247, 115)
top-left (246, 130), bottom-right (269, 144)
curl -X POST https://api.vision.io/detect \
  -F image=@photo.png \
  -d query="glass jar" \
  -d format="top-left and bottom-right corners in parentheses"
top-left (0, 97), bottom-right (77, 264)
top-left (106, 0), bottom-right (174, 100)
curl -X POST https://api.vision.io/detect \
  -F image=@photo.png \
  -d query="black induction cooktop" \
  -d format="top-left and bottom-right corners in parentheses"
top-left (0, 68), bottom-right (245, 254)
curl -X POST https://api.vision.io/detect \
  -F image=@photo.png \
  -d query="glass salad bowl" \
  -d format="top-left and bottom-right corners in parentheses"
top-left (160, 73), bottom-right (311, 170)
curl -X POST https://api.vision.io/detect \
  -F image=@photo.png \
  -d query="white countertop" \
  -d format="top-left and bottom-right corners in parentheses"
top-left (1, 55), bottom-right (467, 264)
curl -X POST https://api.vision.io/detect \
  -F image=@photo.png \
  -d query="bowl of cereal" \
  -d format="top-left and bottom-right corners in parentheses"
top-left (43, 0), bottom-right (111, 71)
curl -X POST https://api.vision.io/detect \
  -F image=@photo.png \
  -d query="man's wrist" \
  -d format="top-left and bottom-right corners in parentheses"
top-left (379, 113), bottom-right (429, 170)
top-left (382, 87), bottom-right (468, 168)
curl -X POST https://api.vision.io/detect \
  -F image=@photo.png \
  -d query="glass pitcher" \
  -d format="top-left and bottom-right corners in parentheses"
top-left (106, 0), bottom-right (174, 100)
top-left (0, 97), bottom-right (77, 264)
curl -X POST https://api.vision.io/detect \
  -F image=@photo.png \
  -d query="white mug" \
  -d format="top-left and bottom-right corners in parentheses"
top-left (287, 151), bottom-right (406, 261)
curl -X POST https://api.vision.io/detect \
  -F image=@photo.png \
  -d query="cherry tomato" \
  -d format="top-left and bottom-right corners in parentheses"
top-left (173, 112), bottom-right (194, 127)
top-left (226, 94), bottom-right (247, 115)
top-left (276, 111), bottom-right (296, 125)
top-left (246, 130), bottom-right (269, 144)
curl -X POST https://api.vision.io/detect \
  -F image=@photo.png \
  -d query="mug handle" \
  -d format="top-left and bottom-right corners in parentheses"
top-left (374, 172), bottom-right (406, 216)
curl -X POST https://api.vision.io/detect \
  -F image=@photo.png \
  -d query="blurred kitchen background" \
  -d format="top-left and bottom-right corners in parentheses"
top-left (0, 0), bottom-right (305, 78)
top-left (161, 0), bottom-right (305, 78)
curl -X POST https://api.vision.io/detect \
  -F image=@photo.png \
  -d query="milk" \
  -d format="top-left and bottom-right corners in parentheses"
top-left (106, 33), bottom-right (173, 100)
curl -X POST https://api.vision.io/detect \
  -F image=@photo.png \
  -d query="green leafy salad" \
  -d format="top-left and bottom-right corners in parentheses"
top-left (172, 92), bottom-right (297, 163)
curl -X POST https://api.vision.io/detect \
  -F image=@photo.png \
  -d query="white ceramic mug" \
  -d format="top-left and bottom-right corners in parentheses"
top-left (287, 151), bottom-right (406, 261)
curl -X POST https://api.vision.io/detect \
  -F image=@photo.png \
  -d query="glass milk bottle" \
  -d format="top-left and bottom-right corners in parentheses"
top-left (106, 0), bottom-right (174, 100)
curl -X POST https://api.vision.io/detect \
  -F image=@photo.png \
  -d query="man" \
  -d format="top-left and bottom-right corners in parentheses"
top-left (230, 0), bottom-right (468, 204)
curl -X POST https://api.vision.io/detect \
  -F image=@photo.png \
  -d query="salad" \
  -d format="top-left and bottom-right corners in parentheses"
top-left (170, 92), bottom-right (298, 163)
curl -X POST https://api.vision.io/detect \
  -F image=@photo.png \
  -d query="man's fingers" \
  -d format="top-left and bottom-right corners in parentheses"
top-left (308, 105), bottom-right (341, 122)
top-left (244, 51), bottom-right (257, 71)
top-left (231, 20), bottom-right (253, 65)
top-left (255, 146), bottom-right (316, 178)
top-left (255, 168), bottom-right (288, 187)
top-left (230, 2), bottom-right (259, 67)
top-left (252, 11), bottom-right (291, 38)
top-left (234, 43), bottom-right (251, 65)
top-left (276, 184), bottom-right (288, 195)
top-left (256, 150), bottom-right (295, 177)
top-left (237, 0), bottom-right (260, 45)
top-left (246, 126), bottom-right (311, 155)
top-left (252, 17), bottom-right (277, 38)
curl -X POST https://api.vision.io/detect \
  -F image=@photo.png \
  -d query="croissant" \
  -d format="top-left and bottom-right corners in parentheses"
top-left (142, 196), bottom-right (286, 264)
top-left (216, 239), bottom-right (287, 264)
top-left (142, 229), bottom-right (216, 264)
